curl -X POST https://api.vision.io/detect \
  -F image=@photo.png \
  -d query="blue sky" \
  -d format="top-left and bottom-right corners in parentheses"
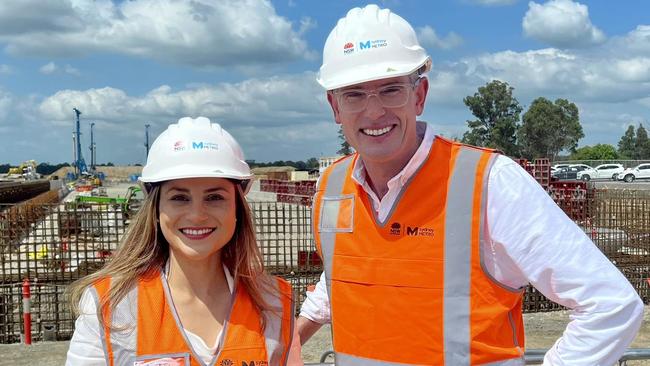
top-left (1, 0), bottom-right (649, 165)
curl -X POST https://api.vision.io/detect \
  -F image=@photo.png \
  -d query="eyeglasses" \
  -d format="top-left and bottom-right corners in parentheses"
top-left (333, 79), bottom-right (421, 113)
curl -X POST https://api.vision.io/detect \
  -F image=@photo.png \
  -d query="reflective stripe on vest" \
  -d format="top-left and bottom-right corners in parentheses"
top-left (316, 155), bottom-right (355, 301)
top-left (315, 138), bottom-right (524, 365)
top-left (444, 147), bottom-right (484, 364)
top-left (93, 272), bottom-right (293, 366)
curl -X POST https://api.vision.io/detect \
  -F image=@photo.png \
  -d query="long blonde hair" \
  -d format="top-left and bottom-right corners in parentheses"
top-left (68, 181), bottom-right (273, 321)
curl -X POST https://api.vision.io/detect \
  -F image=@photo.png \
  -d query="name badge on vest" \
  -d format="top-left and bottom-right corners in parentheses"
top-left (319, 194), bottom-right (354, 233)
top-left (134, 353), bottom-right (189, 366)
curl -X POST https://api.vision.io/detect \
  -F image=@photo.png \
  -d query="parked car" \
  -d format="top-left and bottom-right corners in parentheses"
top-left (616, 163), bottom-right (650, 182)
top-left (553, 167), bottom-right (577, 180)
top-left (576, 164), bottom-right (625, 181)
top-left (552, 164), bottom-right (592, 180)
top-left (570, 163), bottom-right (592, 171)
top-left (551, 164), bottom-right (571, 173)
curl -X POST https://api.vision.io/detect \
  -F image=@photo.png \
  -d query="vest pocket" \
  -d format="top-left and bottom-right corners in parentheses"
top-left (331, 254), bottom-right (443, 289)
top-left (134, 352), bottom-right (190, 366)
top-left (319, 194), bottom-right (355, 233)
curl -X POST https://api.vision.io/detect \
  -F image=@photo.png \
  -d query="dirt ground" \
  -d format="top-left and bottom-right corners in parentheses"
top-left (1, 306), bottom-right (648, 365)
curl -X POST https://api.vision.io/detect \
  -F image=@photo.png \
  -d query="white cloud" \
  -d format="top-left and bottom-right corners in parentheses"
top-left (39, 62), bottom-right (57, 74)
top-left (298, 16), bottom-right (317, 36)
top-left (28, 72), bottom-right (337, 163)
top-left (39, 72), bottom-right (329, 126)
top-left (39, 62), bottom-right (81, 76)
top-left (64, 64), bottom-right (80, 76)
top-left (610, 25), bottom-right (650, 56)
top-left (417, 26), bottom-right (463, 50)
top-left (454, 47), bottom-right (650, 103)
top-left (523, 0), bottom-right (605, 48)
top-left (0, 0), bottom-right (314, 68)
top-left (0, 64), bottom-right (10, 74)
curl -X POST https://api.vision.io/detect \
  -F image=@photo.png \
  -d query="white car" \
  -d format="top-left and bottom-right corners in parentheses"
top-left (616, 163), bottom-right (650, 182)
top-left (577, 163), bottom-right (624, 181)
top-left (569, 163), bottom-right (592, 171)
top-left (551, 164), bottom-right (571, 173)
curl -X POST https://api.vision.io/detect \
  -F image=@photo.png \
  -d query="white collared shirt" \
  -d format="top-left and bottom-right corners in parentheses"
top-left (300, 122), bottom-right (643, 366)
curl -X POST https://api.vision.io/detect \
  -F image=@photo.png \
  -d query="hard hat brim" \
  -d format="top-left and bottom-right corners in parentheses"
top-left (139, 165), bottom-right (253, 185)
top-left (318, 58), bottom-right (430, 90)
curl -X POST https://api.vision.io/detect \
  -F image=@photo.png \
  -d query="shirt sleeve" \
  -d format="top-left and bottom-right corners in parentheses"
top-left (65, 288), bottom-right (107, 366)
top-left (298, 272), bottom-right (331, 324)
top-left (487, 156), bottom-right (644, 366)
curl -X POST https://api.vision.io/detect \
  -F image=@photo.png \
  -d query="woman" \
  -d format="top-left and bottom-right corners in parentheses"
top-left (66, 117), bottom-right (302, 366)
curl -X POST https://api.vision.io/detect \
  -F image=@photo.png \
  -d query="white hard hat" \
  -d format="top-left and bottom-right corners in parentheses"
top-left (140, 117), bottom-right (253, 193)
top-left (317, 4), bottom-right (431, 90)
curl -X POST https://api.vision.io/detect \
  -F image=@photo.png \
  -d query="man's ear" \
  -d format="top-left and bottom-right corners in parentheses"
top-left (327, 91), bottom-right (342, 125)
top-left (414, 77), bottom-right (429, 116)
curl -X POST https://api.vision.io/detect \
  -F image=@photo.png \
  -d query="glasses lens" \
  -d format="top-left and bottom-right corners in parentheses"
top-left (337, 83), bottom-right (412, 112)
top-left (339, 90), bottom-right (368, 112)
top-left (378, 85), bottom-right (408, 107)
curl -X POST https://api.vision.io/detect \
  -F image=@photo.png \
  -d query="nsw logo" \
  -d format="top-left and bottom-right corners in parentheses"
top-left (173, 140), bottom-right (185, 152)
top-left (343, 42), bottom-right (355, 55)
top-left (390, 222), bottom-right (401, 236)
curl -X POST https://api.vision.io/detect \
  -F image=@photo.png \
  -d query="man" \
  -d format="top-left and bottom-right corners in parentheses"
top-left (297, 4), bottom-right (643, 366)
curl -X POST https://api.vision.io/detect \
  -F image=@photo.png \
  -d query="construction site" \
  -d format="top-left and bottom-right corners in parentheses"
top-left (0, 108), bottom-right (649, 364)
top-left (0, 159), bottom-right (649, 363)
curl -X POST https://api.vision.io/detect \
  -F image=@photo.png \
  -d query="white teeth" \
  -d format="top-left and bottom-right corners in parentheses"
top-left (363, 126), bottom-right (392, 136)
top-left (181, 228), bottom-right (213, 236)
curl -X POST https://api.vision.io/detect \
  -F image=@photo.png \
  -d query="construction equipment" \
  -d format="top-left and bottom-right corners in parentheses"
top-left (75, 185), bottom-right (143, 220)
top-left (73, 108), bottom-right (88, 178)
top-left (7, 160), bottom-right (40, 180)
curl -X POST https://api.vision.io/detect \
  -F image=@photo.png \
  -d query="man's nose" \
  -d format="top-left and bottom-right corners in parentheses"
top-left (363, 94), bottom-right (387, 119)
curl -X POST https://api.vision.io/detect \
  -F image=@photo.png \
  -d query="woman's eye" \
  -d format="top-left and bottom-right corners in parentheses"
top-left (206, 194), bottom-right (224, 201)
top-left (170, 195), bottom-right (189, 201)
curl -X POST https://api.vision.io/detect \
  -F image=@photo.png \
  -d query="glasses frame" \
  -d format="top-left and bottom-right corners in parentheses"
top-left (333, 77), bottom-right (422, 113)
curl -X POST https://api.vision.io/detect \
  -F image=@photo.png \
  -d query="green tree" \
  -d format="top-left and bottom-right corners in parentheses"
top-left (461, 80), bottom-right (522, 156)
top-left (306, 157), bottom-right (319, 170)
top-left (571, 144), bottom-right (619, 160)
top-left (617, 125), bottom-right (636, 159)
top-left (635, 124), bottom-right (650, 159)
top-left (337, 126), bottom-right (353, 155)
top-left (518, 97), bottom-right (584, 160)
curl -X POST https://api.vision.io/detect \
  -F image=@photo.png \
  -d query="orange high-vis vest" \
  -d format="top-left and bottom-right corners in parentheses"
top-left (91, 269), bottom-right (294, 366)
top-left (313, 137), bottom-right (525, 366)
